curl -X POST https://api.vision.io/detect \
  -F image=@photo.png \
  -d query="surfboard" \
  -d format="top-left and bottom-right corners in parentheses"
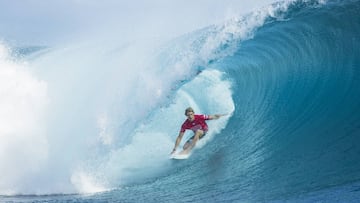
top-left (170, 150), bottom-right (191, 160)
top-left (170, 153), bottom-right (190, 160)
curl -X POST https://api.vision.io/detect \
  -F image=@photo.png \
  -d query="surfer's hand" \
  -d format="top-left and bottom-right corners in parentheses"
top-left (213, 114), bottom-right (224, 119)
top-left (215, 113), bottom-right (228, 119)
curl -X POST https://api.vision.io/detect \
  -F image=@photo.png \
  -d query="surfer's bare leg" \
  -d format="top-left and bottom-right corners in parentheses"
top-left (182, 130), bottom-right (204, 153)
top-left (183, 141), bottom-right (191, 151)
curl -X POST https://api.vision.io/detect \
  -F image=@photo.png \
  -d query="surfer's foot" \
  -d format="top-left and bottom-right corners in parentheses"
top-left (179, 149), bottom-right (190, 155)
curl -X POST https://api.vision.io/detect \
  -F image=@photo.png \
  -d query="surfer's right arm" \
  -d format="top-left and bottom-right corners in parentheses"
top-left (171, 132), bottom-right (185, 154)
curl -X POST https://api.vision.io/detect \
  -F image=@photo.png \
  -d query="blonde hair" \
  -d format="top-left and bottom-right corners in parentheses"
top-left (184, 107), bottom-right (194, 116)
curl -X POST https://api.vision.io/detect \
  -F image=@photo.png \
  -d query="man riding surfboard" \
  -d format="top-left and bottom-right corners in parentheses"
top-left (171, 107), bottom-right (226, 155)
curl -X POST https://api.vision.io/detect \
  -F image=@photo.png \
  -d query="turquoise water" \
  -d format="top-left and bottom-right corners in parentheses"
top-left (1, 0), bottom-right (360, 202)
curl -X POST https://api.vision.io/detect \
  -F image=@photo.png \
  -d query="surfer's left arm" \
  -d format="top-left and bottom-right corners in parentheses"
top-left (208, 114), bottom-right (227, 120)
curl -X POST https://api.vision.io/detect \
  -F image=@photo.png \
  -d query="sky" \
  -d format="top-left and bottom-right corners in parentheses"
top-left (0, 0), bottom-right (279, 45)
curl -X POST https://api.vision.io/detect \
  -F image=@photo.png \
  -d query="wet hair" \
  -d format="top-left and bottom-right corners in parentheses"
top-left (185, 107), bottom-right (194, 116)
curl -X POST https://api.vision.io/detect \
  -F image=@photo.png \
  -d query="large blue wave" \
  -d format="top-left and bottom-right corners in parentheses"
top-left (1, 0), bottom-right (360, 202)
top-left (114, 0), bottom-right (360, 201)
top-left (210, 0), bottom-right (360, 201)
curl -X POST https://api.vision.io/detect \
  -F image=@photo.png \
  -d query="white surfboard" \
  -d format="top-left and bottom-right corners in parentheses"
top-left (170, 150), bottom-right (191, 160)
top-left (170, 154), bottom-right (190, 160)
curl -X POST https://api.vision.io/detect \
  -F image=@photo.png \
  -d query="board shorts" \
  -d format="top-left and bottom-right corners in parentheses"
top-left (185, 130), bottom-right (207, 144)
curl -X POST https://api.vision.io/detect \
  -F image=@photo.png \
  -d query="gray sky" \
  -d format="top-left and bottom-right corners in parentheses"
top-left (0, 0), bottom-right (278, 45)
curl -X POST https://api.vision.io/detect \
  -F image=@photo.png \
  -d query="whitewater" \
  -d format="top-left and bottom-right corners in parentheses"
top-left (1, 0), bottom-right (360, 202)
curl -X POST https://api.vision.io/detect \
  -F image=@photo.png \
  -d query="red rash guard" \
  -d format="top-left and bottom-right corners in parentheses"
top-left (180, 114), bottom-right (210, 133)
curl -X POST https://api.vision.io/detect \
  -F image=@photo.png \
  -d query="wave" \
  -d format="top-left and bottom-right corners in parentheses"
top-left (207, 0), bottom-right (360, 201)
top-left (1, 0), bottom-right (360, 202)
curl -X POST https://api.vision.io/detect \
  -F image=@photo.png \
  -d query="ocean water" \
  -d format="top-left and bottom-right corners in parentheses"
top-left (1, 0), bottom-right (360, 202)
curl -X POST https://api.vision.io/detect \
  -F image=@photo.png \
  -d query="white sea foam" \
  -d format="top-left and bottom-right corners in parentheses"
top-left (0, 43), bottom-right (49, 195)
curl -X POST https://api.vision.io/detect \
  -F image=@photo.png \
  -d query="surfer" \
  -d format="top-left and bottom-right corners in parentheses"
top-left (171, 107), bottom-right (225, 155)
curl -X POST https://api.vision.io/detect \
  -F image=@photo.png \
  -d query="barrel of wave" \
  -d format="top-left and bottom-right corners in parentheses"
top-left (70, 69), bottom-right (234, 192)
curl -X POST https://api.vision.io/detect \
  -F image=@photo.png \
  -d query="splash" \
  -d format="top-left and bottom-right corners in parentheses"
top-left (0, 43), bottom-right (49, 195)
